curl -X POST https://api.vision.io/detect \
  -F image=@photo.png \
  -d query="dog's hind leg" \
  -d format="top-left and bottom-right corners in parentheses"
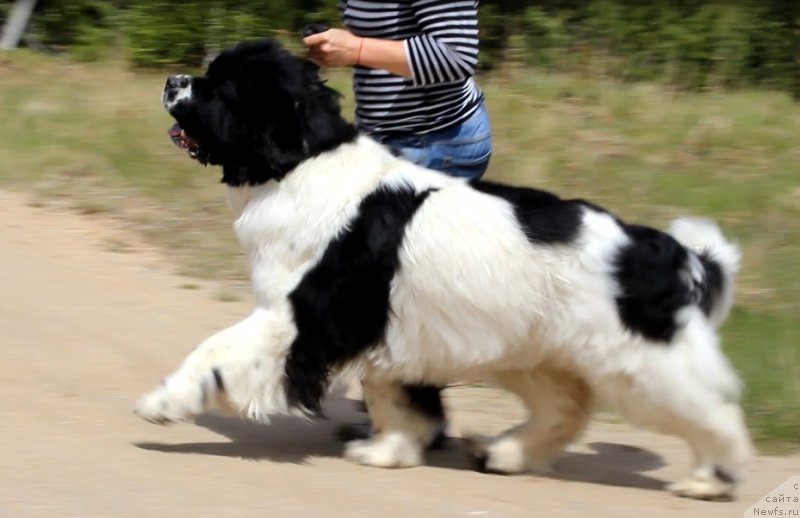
top-left (661, 402), bottom-right (751, 502)
top-left (464, 366), bottom-right (593, 475)
top-left (336, 383), bottom-right (448, 449)
top-left (599, 324), bottom-right (752, 501)
top-left (134, 308), bottom-right (294, 424)
top-left (343, 378), bottom-right (443, 468)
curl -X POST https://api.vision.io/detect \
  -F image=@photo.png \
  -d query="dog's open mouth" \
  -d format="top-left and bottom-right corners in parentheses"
top-left (168, 122), bottom-right (202, 159)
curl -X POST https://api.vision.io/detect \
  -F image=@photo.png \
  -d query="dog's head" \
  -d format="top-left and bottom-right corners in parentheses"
top-left (163, 39), bottom-right (358, 186)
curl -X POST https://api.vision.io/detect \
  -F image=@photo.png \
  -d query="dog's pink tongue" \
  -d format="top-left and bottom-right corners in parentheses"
top-left (168, 122), bottom-right (183, 138)
top-left (168, 122), bottom-right (199, 157)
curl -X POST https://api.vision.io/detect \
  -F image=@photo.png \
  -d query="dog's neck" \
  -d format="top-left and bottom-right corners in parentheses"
top-left (224, 135), bottom-right (407, 224)
top-left (220, 108), bottom-right (359, 187)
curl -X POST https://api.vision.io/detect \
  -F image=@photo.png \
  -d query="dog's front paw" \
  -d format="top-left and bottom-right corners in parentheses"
top-left (133, 381), bottom-right (203, 425)
top-left (344, 434), bottom-right (423, 468)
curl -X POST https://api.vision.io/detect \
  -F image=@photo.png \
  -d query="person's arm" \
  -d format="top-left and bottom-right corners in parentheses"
top-left (302, 29), bottom-right (412, 78)
top-left (302, 0), bottom-right (479, 83)
top-left (404, 0), bottom-right (480, 85)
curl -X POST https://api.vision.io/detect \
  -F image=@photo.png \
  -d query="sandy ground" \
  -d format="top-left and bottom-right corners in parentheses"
top-left (0, 188), bottom-right (796, 517)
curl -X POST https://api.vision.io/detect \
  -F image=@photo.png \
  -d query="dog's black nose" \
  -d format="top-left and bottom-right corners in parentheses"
top-left (165, 75), bottom-right (190, 90)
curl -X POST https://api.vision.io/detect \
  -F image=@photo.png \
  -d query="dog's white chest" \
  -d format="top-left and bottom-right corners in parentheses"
top-left (225, 171), bottom-right (368, 307)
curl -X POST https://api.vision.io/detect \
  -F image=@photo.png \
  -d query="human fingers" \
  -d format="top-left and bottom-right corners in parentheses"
top-left (306, 47), bottom-right (326, 66)
top-left (302, 32), bottom-right (329, 48)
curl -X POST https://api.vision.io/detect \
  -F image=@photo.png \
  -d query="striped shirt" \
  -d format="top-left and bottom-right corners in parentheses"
top-left (339, 0), bottom-right (483, 137)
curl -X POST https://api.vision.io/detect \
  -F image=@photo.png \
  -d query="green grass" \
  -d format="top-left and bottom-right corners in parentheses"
top-left (0, 52), bottom-right (245, 281)
top-left (0, 51), bottom-right (797, 450)
top-left (725, 308), bottom-right (799, 449)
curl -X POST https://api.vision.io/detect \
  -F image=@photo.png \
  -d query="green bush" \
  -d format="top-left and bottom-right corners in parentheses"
top-left (120, 0), bottom-right (338, 67)
top-left (16, 0), bottom-right (800, 97)
top-left (25, 0), bottom-right (117, 60)
top-left (575, 1), bottom-right (798, 90)
top-left (519, 7), bottom-right (572, 69)
top-left (122, 2), bottom-right (208, 67)
top-left (489, 0), bottom-right (798, 95)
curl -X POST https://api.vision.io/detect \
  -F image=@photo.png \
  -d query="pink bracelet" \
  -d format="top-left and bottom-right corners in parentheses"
top-left (356, 37), bottom-right (364, 66)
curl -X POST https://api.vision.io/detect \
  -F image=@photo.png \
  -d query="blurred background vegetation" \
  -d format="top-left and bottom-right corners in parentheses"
top-left (0, 1), bottom-right (798, 449)
top-left (3, 0), bottom-right (799, 96)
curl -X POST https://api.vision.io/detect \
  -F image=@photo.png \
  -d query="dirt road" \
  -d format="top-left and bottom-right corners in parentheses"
top-left (0, 188), bottom-right (795, 517)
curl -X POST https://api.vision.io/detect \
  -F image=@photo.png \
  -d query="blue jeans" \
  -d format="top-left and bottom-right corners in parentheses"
top-left (375, 102), bottom-right (492, 180)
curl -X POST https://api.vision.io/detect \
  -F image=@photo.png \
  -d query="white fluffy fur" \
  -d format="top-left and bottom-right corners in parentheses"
top-left (135, 136), bottom-right (751, 500)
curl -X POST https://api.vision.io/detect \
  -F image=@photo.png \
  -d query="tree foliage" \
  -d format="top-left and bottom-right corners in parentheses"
top-left (12, 0), bottom-right (800, 96)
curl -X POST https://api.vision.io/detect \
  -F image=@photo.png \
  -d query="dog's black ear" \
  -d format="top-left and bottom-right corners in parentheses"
top-left (211, 38), bottom-right (357, 185)
top-left (292, 60), bottom-right (358, 155)
top-left (301, 58), bottom-right (322, 77)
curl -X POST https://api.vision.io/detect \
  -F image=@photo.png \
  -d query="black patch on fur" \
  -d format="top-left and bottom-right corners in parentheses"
top-left (212, 367), bottom-right (225, 392)
top-left (697, 253), bottom-right (724, 318)
top-left (613, 225), bottom-right (695, 342)
top-left (166, 39), bottom-right (358, 186)
top-left (283, 185), bottom-right (433, 414)
top-left (403, 384), bottom-right (446, 422)
top-left (404, 384), bottom-right (448, 448)
top-left (471, 181), bottom-right (592, 244)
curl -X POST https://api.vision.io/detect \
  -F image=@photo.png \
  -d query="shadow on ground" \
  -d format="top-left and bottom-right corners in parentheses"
top-left (135, 397), bottom-right (667, 492)
top-left (552, 442), bottom-right (667, 490)
top-left (135, 397), bottom-right (357, 464)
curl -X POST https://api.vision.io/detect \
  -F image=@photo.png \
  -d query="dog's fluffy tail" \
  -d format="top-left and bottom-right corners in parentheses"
top-left (669, 217), bottom-right (740, 328)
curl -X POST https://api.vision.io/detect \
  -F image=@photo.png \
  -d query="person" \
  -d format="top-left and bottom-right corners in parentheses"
top-left (302, 0), bottom-right (492, 180)
top-left (302, 0), bottom-right (492, 447)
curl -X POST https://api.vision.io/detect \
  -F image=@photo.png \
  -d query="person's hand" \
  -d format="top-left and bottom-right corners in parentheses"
top-left (303, 28), bottom-right (363, 68)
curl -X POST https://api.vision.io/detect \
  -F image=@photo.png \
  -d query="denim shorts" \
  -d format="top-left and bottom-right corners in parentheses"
top-left (376, 101), bottom-right (492, 180)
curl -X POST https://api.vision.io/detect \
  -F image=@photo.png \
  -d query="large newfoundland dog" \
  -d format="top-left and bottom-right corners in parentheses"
top-left (135, 39), bottom-right (751, 501)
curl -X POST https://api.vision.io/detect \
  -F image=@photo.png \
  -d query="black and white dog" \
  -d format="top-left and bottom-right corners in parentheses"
top-left (135, 39), bottom-right (751, 501)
